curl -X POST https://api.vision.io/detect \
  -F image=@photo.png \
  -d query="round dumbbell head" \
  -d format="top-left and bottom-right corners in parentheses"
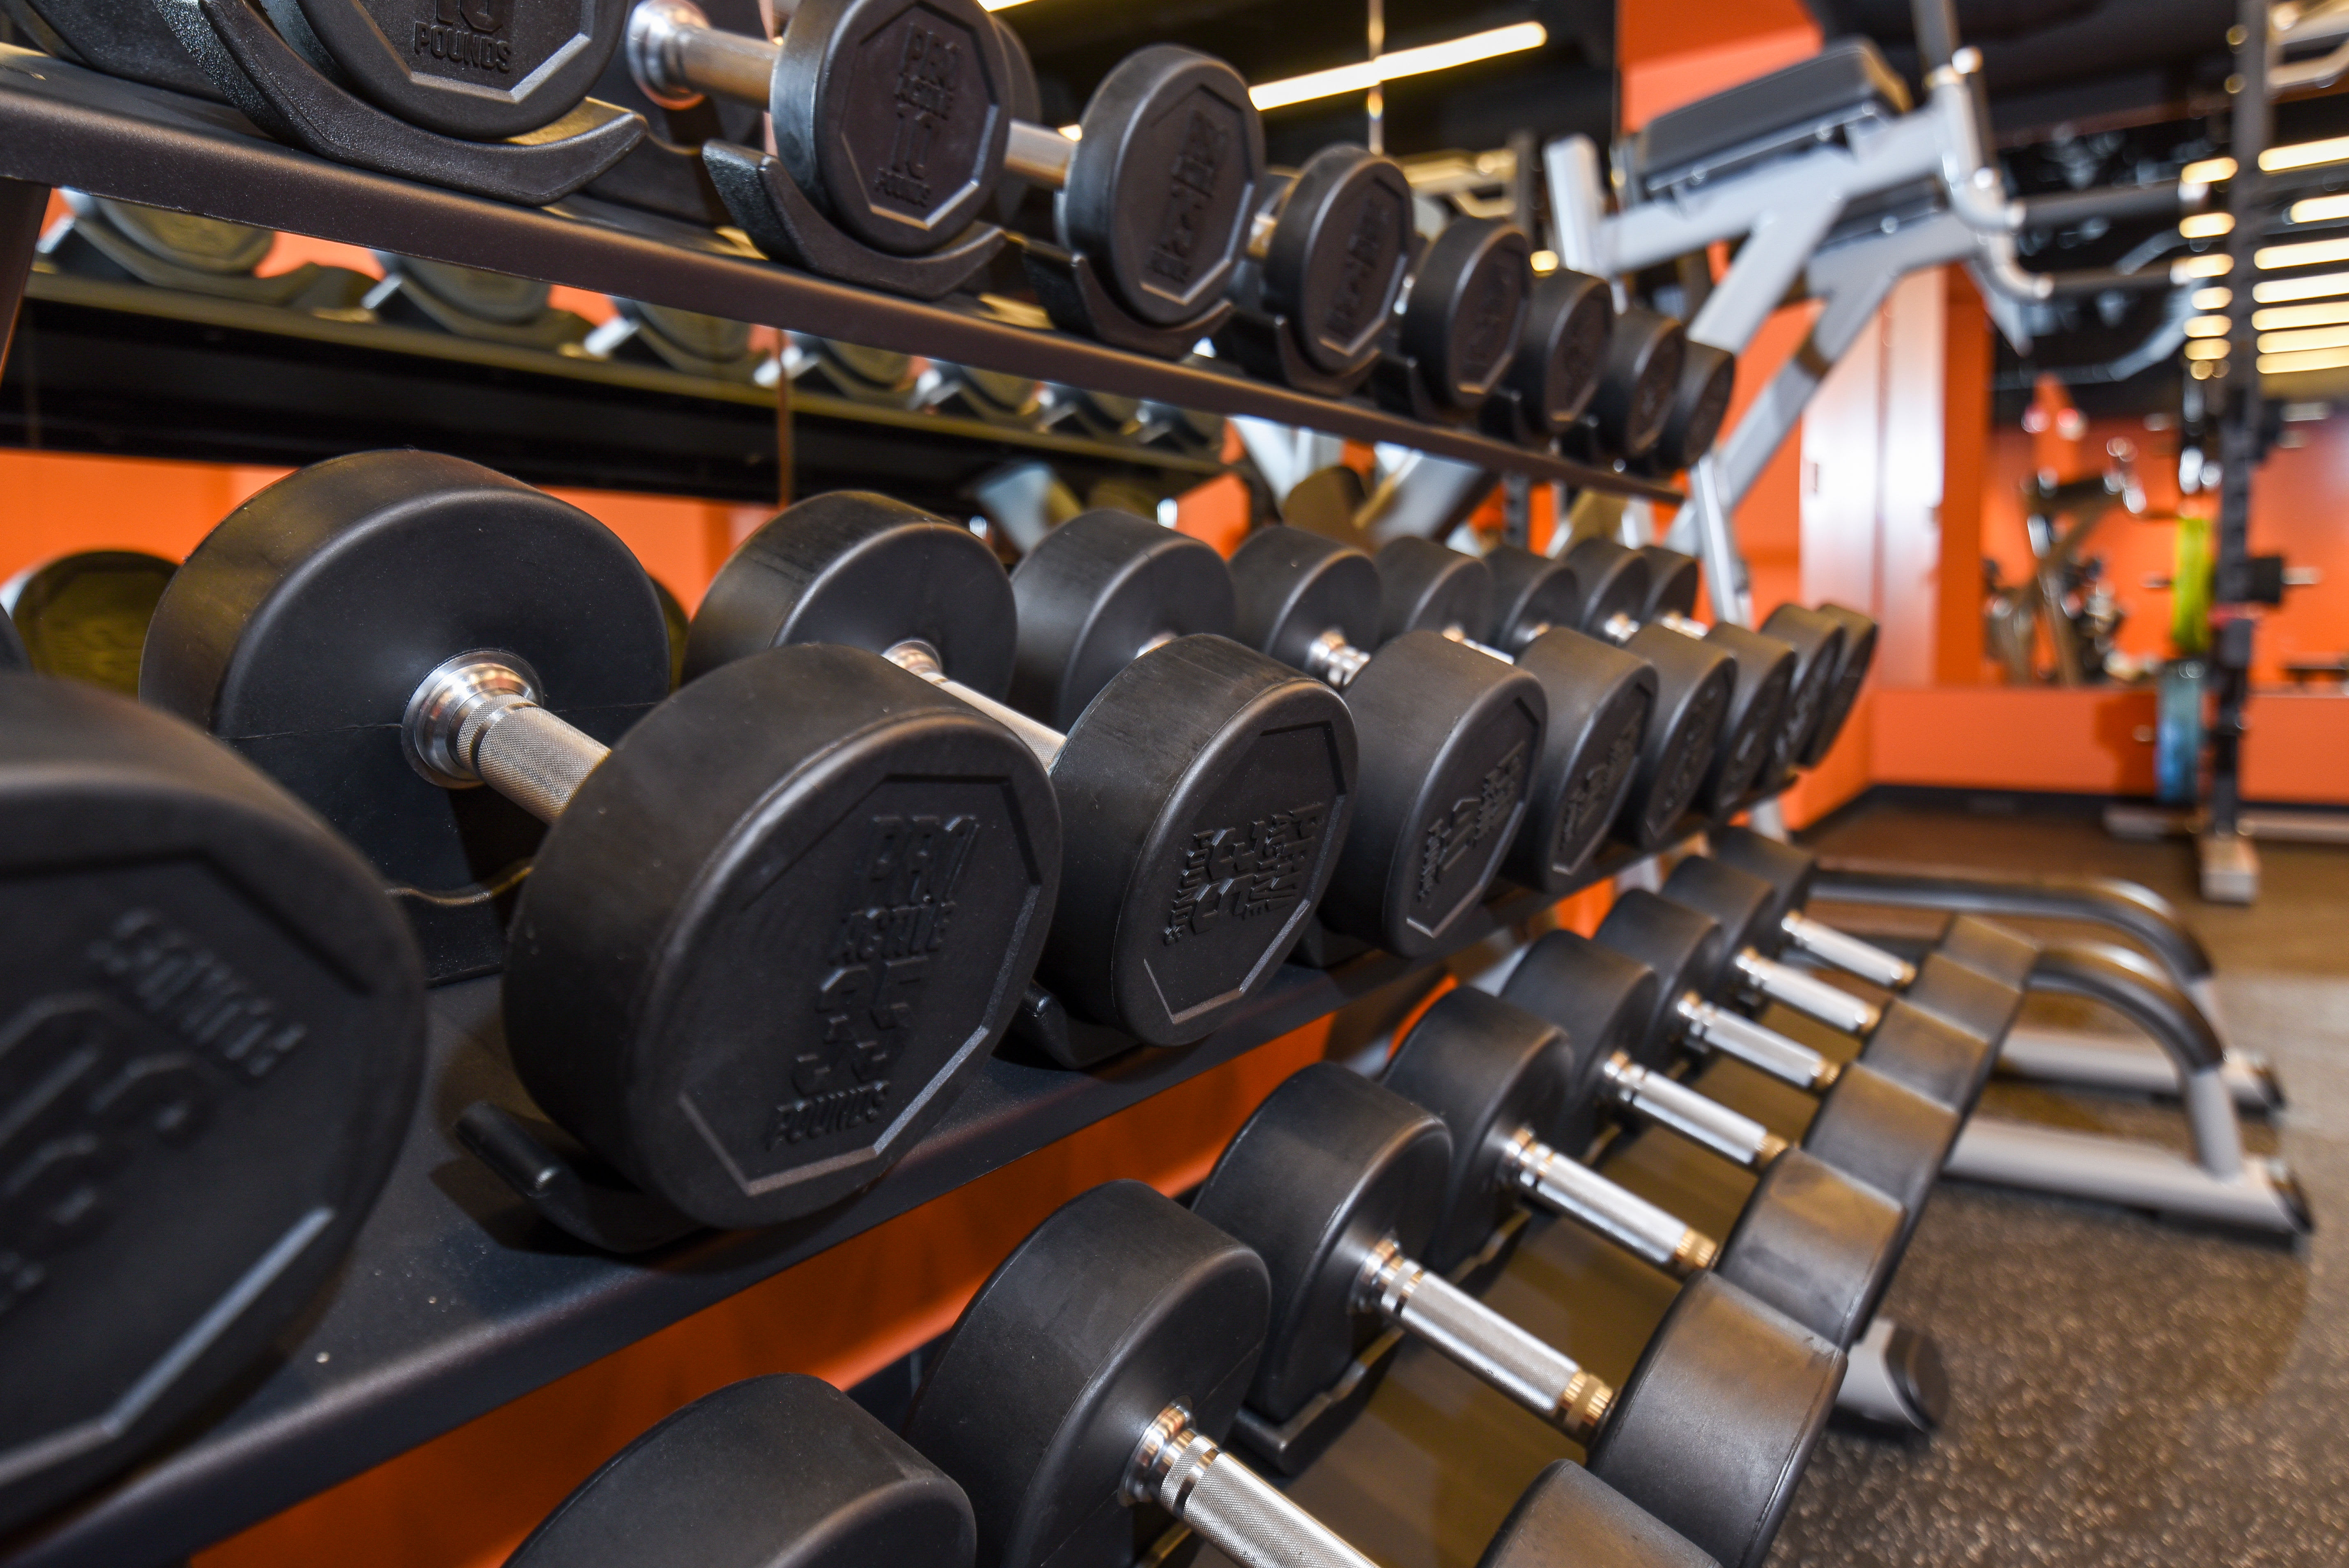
top-left (4, 549), bottom-right (176, 695)
top-left (1661, 855), bottom-right (1787, 960)
top-left (1482, 543), bottom-right (1582, 654)
top-left (1006, 508), bottom-right (1237, 731)
top-left (1634, 545), bottom-right (1701, 623)
top-left (1584, 1270), bottom-right (1840, 1568)
top-left (1506, 267), bottom-right (1615, 434)
top-left (1690, 622), bottom-right (1795, 815)
top-left (1559, 538), bottom-right (1652, 637)
top-left (1229, 524), bottom-right (1382, 671)
top-left (1707, 825), bottom-right (1816, 913)
top-left (1593, 889), bottom-right (1731, 1056)
top-left (621, 299), bottom-right (755, 365)
top-left (1712, 1144), bottom-right (1908, 1353)
top-left (1589, 308), bottom-right (1686, 461)
top-left (1262, 144), bottom-right (1415, 375)
top-left (1795, 1065), bottom-right (1960, 1253)
top-left (1649, 341), bottom-right (1736, 471)
top-left (1372, 536), bottom-right (1493, 646)
top-left (1483, 1460), bottom-right (1719, 1568)
top-left (771, 0), bottom-right (1015, 256)
top-left (991, 12), bottom-right (1041, 221)
top-left (375, 253), bottom-right (554, 324)
top-left (261, 0), bottom-right (630, 139)
top-left (1616, 625), bottom-right (1732, 846)
top-left (1500, 929), bottom-right (1660, 1148)
top-left (1060, 44), bottom-right (1266, 326)
top-left (507, 1375), bottom-right (976, 1568)
top-left (902, 1181), bottom-right (1270, 1568)
top-left (0, 676), bottom-right (424, 1535)
top-left (1754, 605), bottom-right (1848, 785)
top-left (1381, 986), bottom-right (1574, 1271)
top-left (1802, 604), bottom-right (1877, 765)
top-left (1398, 218), bottom-right (1533, 410)
top-left (1508, 629), bottom-right (1655, 887)
top-left (1191, 1063), bottom-right (1450, 1423)
top-left (78, 195), bottom-right (273, 275)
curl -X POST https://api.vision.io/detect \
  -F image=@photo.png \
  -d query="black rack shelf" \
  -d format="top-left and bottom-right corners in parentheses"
top-left (0, 814), bottom-right (1719, 1568)
top-left (0, 46), bottom-right (1682, 502)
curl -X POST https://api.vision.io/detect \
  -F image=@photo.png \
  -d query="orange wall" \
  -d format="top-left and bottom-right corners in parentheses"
top-left (1618, 0), bottom-right (1820, 128)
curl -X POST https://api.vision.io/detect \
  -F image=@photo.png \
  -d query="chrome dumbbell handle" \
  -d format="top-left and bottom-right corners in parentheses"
top-left (1781, 910), bottom-right (1918, 989)
top-left (886, 639), bottom-right (1067, 768)
top-left (627, 0), bottom-right (779, 110)
top-left (1733, 948), bottom-right (1885, 1036)
top-left (1502, 1129), bottom-right (1717, 1278)
top-left (1675, 992), bottom-right (1841, 1092)
top-left (404, 652), bottom-right (606, 823)
top-left (1602, 1051), bottom-right (1788, 1170)
top-left (1128, 1408), bottom-right (1379, 1568)
top-left (1356, 1239), bottom-right (1612, 1442)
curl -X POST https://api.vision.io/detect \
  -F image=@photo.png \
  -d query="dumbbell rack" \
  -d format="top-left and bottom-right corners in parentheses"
top-left (0, 39), bottom-right (1710, 1568)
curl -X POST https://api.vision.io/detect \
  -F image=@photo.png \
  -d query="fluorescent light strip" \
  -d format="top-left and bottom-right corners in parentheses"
top-left (2257, 236), bottom-right (2349, 270)
top-left (2266, 134), bottom-right (2349, 172)
top-left (2184, 314), bottom-right (2232, 336)
top-left (1249, 22), bottom-right (1547, 111)
top-left (2255, 269), bottom-right (2349, 301)
top-left (2259, 345), bottom-right (2349, 372)
top-left (2181, 212), bottom-right (2235, 238)
top-left (2185, 338), bottom-right (2231, 359)
top-left (2259, 323), bottom-right (2349, 353)
top-left (2255, 300), bottom-right (2349, 329)
top-left (2177, 253), bottom-right (2234, 278)
top-left (2193, 286), bottom-right (2232, 308)
top-left (2293, 193), bottom-right (2349, 224)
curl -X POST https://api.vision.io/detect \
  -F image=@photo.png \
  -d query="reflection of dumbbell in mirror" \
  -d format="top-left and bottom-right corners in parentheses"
top-left (364, 254), bottom-right (595, 349)
top-left (687, 497), bottom-right (1356, 1056)
top-left (505, 1374), bottom-right (976, 1568)
top-left (903, 1180), bottom-right (1722, 1568)
top-left (2, 549), bottom-right (177, 694)
top-left (1761, 602), bottom-right (1878, 768)
top-left (142, 453), bottom-right (1061, 1234)
top-left (1370, 536), bottom-right (1656, 888)
top-left (1225, 525), bottom-right (1547, 959)
top-left (38, 194), bottom-right (374, 312)
top-left (0, 673), bottom-right (425, 1534)
top-left (1193, 1064), bottom-right (1840, 1568)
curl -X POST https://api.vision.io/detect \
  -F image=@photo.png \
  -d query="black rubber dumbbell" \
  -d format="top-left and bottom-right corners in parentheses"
top-left (0, 673), bottom-right (424, 1534)
top-left (1370, 536), bottom-right (1654, 886)
top-left (143, 452), bottom-right (1061, 1230)
top-left (505, 1374), bottom-right (975, 1567)
top-left (1217, 143), bottom-right (1418, 390)
top-left (1722, 600), bottom-right (1848, 798)
top-left (1193, 1063), bottom-right (1840, 1568)
top-left (903, 1180), bottom-right (1721, 1568)
top-left (1561, 538), bottom-right (1790, 818)
top-left (687, 494), bottom-right (1356, 1052)
top-left (1588, 308), bottom-right (1687, 462)
top-left (1623, 545), bottom-right (1807, 807)
top-left (1659, 851), bottom-right (2021, 1102)
top-left (1774, 602), bottom-right (1878, 766)
top-left (1374, 218), bottom-right (1535, 421)
top-left (1225, 524), bottom-right (1547, 958)
top-left (2, 548), bottom-right (176, 694)
top-left (1647, 340), bottom-right (1738, 473)
top-left (1484, 265), bottom-right (1618, 446)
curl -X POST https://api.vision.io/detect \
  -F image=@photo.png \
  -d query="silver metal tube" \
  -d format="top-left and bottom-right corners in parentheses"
top-left (1602, 1052), bottom-right (1787, 1170)
top-left (1356, 1240), bottom-right (1611, 1441)
top-left (1781, 911), bottom-right (1917, 989)
top-left (1675, 993), bottom-right (1840, 1092)
top-left (403, 652), bottom-right (607, 824)
top-left (1734, 949), bottom-right (1884, 1035)
top-left (2184, 1066), bottom-right (2247, 1181)
top-left (1599, 611), bottom-right (1641, 645)
top-left (886, 640), bottom-right (1066, 768)
top-left (1004, 120), bottom-right (1077, 187)
top-left (627, 0), bottom-right (779, 109)
top-left (1655, 610), bottom-right (1710, 638)
top-left (471, 704), bottom-right (609, 825)
top-left (1303, 630), bottom-right (1374, 689)
top-left (1503, 1130), bottom-right (1717, 1277)
top-left (1128, 1409), bottom-right (1379, 1568)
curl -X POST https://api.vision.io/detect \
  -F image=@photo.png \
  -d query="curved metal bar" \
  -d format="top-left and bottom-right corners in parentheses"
top-left (2028, 941), bottom-right (2239, 1179)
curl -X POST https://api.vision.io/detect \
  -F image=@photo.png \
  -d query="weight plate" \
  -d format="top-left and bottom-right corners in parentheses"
top-left (1191, 1064), bottom-right (1450, 1423)
top-left (1653, 342), bottom-right (1735, 469)
top-left (1591, 309), bottom-right (1685, 461)
top-left (1616, 625), bottom-right (1730, 846)
top-left (1695, 623), bottom-right (1795, 816)
top-left (1753, 605), bottom-right (1847, 786)
top-left (1593, 890), bottom-right (1730, 1067)
top-left (1560, 538), bottom-right (1651, 637)
top-left (508, 1375), bottom-right (976, 1568)
top-left (1482, 544), bottom-right (1583, 653)
top-left (7, 550), bottom-right (177, 694)
top-left (83, 197), bottom-right (272, 275)
top-left (1228, 525), bottom-right (1381, 673)
top-left (1007, 509), bottom-right (1237, 731)
top-left (772, 0), bottom-right (1012, 256)
top-left (1508, 629), bottom-right (1654, 889)
top-left (1713, 1148), bottom-right (1903, 1351)
top-left (1584, 1271), bottom-right (1839, 1568)
top-left (1507, 268), bottom-right (1614, 432)
top-left (509, 641), bottom-right (1058, 1225)
top-left (1500, 931), bottom-right (1659, 1157)
top-left (1321, 632), bottom-right (1545, 958)
top-left (1400, 219), bottom-right (1532, 409)
top-left (1043, 635), bottom-right (1353, 1046)
top-left (1634, 546), bottom-right (1701, 623)
top-left (140, 452), bottom-right (672, 948)
top-left (0, 677), bottom-right (423, 1535)
top-left (1482, 1460), bottom-right (1716, 1568)
top-left (375, 253), bottom-right (555, 324)
top-left (902, 1182), bottom-right (1270, 1568)
top-left (1372, 537), bottom-right (1492, 647)
top-left (1381, 986), bottom-right (1570, 1272)
top-left (1062, 45), bottom-right (1264, 326)
top-left (1802, 604), bottom-right (1876, 765)
top-left (686, 492), bottom-right (1018, 698)
top-left (1263, 145), bottom-right (1413, 376)
top-left (262, 0), bottom-right (627, 140)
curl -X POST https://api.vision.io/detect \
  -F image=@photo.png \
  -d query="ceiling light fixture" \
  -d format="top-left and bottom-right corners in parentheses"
top-left (1248, 22), bottom-right (1548, 112)
top-left (2254, 299), bottom-right (2349, 329)
top-left (2257, 236), bottom-right (2349, 270)
top-left (2258, 345), bottom-right (2349, 373)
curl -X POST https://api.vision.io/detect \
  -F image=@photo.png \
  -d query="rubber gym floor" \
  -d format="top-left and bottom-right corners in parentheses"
top-left (1192, 795), bottom-right (2348, 1567)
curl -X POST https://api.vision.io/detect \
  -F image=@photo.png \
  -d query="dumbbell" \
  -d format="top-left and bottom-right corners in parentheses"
top-left (1588, 308), bottom-right (1686, 462)
top-left (365, 254), bottom-right (593, 349)
top-left (1376, 217), bottom-right (1533, 420)
top-left (0, 672), bottom-right (424, 1534)
top-left (1369, 536), bottom-right (1654, 886)
top-left (1649, 339), bottom-right (1738, 472)
top-left (1, 548), bottom-right (177, 694)
top-left (903, 1180), bottom-right (1722, 1568)
top-left (1678, 834), bottom-right (2030, 1059)
top-left (505, 1374), bottom-right (975, 1567)
top-left (1560, 538), bottom-right (1792, 818)
top-left (1485, 265), bottom-right (1617, 444)
top-left (1219, 143), bottom-right (1418, 385)
top-left (1223, 524), bottom-right (1546, 958)
top-left (1193, 1063), bottom-right (1839, 1568)
top-left (37, 193), bottom-right (375, 311)
top-left (1652, 855), bottom-right (2009, 1113)
top-left (685, 495), bottom-right (1356, 1051)
top-left (1620, 545), bottom-right (1809, 805)
top-left (1773, 602), bottom-right (1878, 766)
top-left (142, 452), bottom-right (1060, 1230)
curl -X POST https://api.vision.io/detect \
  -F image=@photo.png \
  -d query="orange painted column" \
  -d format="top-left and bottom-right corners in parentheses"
top-left (1937, 270), bottom-right (1991, 683)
